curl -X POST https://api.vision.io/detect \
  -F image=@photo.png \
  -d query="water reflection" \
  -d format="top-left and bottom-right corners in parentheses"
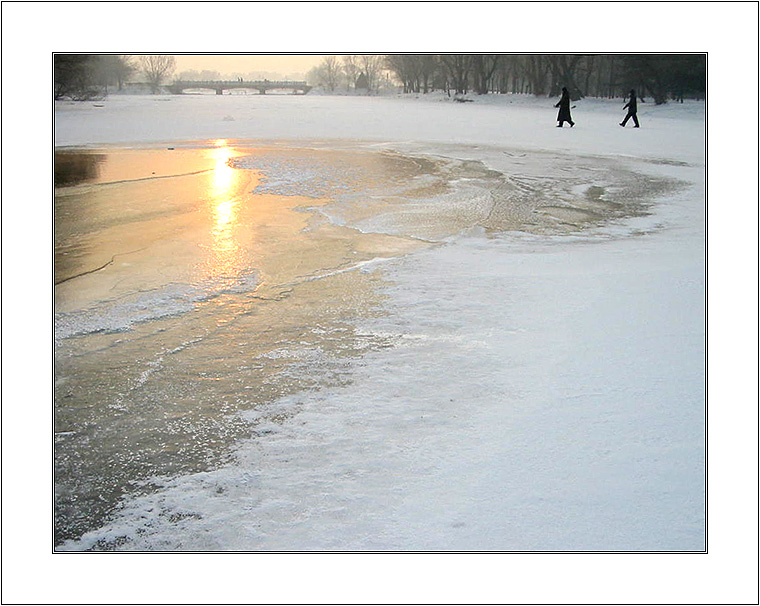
top-left (53, 144), bottom-right (443, 546)
top-left (55, 152), bottom-right (106, 186)
top-left (210, 140), bottom-right (235, 196)
top-left (203, 141), bottom-right (248, 288)
top-left (209, 141), bottom-right (238, 248)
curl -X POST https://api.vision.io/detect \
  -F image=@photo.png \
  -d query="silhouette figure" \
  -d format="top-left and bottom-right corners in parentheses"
top-left (620, 89), bottom-right (640, 127)
top-left (555, 87), bottom-right (575, 127)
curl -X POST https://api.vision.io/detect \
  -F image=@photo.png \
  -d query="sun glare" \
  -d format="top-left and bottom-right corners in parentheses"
top-left (204, 142), bottom-right (245, 281)
top-left (210, 142), bottom-right (235, 200)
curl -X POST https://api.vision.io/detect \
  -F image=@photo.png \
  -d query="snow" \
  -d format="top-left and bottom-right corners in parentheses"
top-left (53, 91), bottom-right (706, 554)
top-left (62, 228), bottom-right (705, 552)
top-left (55, 92), bottom-right (705, 167)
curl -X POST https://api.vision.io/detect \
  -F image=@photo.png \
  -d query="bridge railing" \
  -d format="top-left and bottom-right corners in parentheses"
top-left (172, 80), bottom-right (309, 87)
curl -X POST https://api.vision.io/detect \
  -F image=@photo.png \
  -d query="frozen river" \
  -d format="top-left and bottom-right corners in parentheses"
top-left (54, 132), bottom-right (703, 551)
top-left (51, 94), bottom-right (706, 552)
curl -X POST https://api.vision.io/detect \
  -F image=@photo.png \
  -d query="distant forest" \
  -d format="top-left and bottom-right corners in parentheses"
top-left (55, 54), bottom-right (706, 105)
top-left (333, 54), bottom-right (706, 104)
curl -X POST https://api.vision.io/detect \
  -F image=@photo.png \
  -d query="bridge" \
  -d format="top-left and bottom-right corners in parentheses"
top-left (168, 80), bottom-right (312, 95)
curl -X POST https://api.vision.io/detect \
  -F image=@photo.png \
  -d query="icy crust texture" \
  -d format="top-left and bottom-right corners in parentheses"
top-left (55, 269), bottom-right (260, 341)
top-left (234, 145), bottom-right (677, 243)
top-left (54, 95), bottom-right (705, 552)
top-left (55, 146), bottom-right (687, 550)
top-left (62, 230), bottom-right (705, 552)
top-left (58, 150), bottom-right (700, 552)
top-left (232, 153), bottom-right (365, 199)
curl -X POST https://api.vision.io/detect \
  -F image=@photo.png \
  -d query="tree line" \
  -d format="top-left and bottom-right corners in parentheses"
top-left (313, 54), bottom-right (705, 104)
top-left (55, 54), bottom-right (705, 104)
top-left (54, 55), bottom-right (176, 100)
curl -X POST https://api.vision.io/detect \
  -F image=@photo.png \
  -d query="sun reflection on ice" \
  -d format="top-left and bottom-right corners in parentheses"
top-left (203, 141), bottom-right (249, 288)
top-left (209, 140), bottom-right (237, 242)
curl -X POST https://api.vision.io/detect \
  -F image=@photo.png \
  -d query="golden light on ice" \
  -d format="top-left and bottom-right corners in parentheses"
top-left (210, 141), bottom-right (235, 200)
top-left (206, 142), bottom-right (240, 247)
top-left (203, 141), bottom-right (247, 284)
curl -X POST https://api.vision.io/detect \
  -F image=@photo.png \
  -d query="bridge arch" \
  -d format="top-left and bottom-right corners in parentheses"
top-left (168, 80), bottom-right (312, 95)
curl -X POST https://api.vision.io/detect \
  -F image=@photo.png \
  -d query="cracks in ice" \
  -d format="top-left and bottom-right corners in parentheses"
top-left (74, 168), bottom-right (216, 189)
top-left (55, 247), bottom-right (149, 286)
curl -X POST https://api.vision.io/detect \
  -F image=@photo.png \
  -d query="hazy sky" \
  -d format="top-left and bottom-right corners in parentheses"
top-left (173, 55), bottom-right (331, 76)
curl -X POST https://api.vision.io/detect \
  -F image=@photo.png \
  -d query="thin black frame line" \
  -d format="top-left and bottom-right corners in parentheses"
top-left (51, 52), bottom-right (708, 557)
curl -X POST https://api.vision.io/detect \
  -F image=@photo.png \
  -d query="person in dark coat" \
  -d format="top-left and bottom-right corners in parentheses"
top-left (555, 87), bottom-right (574, 127)
top-left (620, 89), bottom-right (640, 127)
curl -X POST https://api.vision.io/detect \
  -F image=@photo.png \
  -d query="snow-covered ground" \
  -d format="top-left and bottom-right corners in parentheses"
top-left (53, 92), bottom-right (706, 553)
top-left (55, 91), bottom-right (706, 166)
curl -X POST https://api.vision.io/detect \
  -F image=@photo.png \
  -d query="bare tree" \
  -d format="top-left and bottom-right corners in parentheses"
top-left (385, 55), bottom-right (418, 93)
top-left (440, 54), bottom-right (473, 95)
top-left (307, 57), bottom-right (344, 91)
top-left (113, 55), bottom-right (135, 90)
top-left (418, 55), bottom-right (439, 93)
top-left (471, 55), bottom-right (501, 94)
top-left (342, 55), bottom-right (359, 90)
top-left (548, 55), bottom-right (585, 99)
top-left (54, 54), bottom-right (103, 100)
top-left (140, 55), bottom-right (176, 93)
top-left (309, 56), bottom-right (342, 91)
top-left (493, 55), bottom-right (525, 93)
top-left (359, 55), bottom-right (383, 93)
top-left (522, 55), bottom-right (550, 96)
top-left (93, 55), bottom-right (135, 92)
top-left (322, 56), bottom-right (342, 91)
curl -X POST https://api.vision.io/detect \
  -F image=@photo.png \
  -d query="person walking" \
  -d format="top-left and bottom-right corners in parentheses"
top-left (620, 89), bottom-right (640, 127)
top-left (555, 87), bottom-right (575, 127)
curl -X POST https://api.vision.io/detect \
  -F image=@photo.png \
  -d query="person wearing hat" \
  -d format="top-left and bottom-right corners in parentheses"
top-left (555, 87), bottom-right (575, 127)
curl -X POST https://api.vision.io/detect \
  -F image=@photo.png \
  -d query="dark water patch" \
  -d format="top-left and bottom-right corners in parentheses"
top-left (55, 152), bottom-right (106, 186)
